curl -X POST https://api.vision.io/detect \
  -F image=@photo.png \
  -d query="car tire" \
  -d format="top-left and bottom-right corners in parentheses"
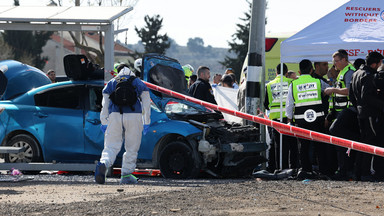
top-left (5, 134), bottom-right (43, 163)
top-left (159, 141), bottom-right (200, 179)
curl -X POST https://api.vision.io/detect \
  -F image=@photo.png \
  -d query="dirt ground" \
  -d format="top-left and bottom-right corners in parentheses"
top-left (1, 174), bottom-right (384, 216)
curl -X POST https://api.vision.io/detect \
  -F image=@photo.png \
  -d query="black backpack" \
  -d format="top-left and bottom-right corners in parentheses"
top-left (109, 76), bottom-right (138, 114)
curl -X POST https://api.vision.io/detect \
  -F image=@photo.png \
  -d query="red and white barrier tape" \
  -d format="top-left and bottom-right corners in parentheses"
top-left (144, 81), bottom-right (384, 157)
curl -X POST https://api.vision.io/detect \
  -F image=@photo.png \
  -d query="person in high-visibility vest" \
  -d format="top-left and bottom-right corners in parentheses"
top-left (325, 49), bottom-right (356, 116)
top-left (286, 59), bottom-right (330, 180)
top-left (325, 49), bottom-right (358, 181)
top-left (264, 63), bottom-right (298, 172)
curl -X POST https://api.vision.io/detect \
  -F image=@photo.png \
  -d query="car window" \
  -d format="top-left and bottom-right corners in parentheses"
top-left (164, 101), bottom-right (200, 115)
top-left (34, 86), bottom-right (82, 109)
top-left (88, 87), bottom-right (103, 112)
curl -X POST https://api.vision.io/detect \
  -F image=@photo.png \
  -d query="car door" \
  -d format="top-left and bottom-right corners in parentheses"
top-left (83, 85), bottom-right (105, 160)
top-left (33, 85), bottom-right (85, 162)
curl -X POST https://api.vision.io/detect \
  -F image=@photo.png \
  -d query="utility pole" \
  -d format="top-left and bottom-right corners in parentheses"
top-left (246, 0), bottom-right (266, 143)
top-left (75, 0), bottom-right (81, 54)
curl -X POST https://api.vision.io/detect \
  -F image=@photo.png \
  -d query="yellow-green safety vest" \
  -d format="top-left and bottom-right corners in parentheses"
top-left (331, 64), bottom-right (356, 112)
top-left (292, 74), bottom-right (324, 123)
top-left (266, 76), bottom-right (293, 120)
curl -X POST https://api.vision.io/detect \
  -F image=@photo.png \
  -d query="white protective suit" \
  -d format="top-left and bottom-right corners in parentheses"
top-left (99, 67), bottom-right (151, 175)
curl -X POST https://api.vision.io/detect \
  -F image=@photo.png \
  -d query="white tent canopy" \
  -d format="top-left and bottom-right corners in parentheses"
top-left (281, 0), bottom-right (384, 63)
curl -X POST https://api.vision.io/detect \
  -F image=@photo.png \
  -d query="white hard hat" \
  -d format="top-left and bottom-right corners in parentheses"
top-left (134, 58), bottom-right (142, 72)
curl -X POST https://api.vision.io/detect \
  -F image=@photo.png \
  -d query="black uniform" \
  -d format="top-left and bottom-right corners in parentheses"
top-left (188, 78), bottom-right (217, 104)
top-left (350, 65), bottom-right (384, 179)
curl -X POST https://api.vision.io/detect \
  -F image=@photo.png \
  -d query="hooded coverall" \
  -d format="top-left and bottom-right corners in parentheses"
top-left (99, 67), bottom-right (151, 175)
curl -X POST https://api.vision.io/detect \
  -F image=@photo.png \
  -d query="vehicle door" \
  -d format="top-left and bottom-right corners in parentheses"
top-left (83, 85), bottom-right (104, 159)
top-left (33, 85), bottom-right (85, 162)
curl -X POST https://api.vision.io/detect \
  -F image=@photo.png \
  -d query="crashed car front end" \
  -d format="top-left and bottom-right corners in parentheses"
top-left (160, 98), bottom-right (267, 178)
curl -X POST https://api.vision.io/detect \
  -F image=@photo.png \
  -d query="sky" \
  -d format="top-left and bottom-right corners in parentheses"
top-left (0, 0), bottom-right (350, 48)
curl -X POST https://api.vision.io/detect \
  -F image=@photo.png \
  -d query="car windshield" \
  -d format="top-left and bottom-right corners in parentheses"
top-left (165, 101), bottom-right (200, 115)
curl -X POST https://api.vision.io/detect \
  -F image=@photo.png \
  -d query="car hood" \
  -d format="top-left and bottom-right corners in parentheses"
top-left (0, 60), bottom-right (51, 100)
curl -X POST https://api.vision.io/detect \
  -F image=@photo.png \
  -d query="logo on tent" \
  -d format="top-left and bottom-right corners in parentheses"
top-left (381, 11), bottom-right (384, 21)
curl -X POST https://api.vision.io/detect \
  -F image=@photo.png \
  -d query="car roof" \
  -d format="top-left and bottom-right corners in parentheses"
top-left (0, 60), bottom-right (51, 100)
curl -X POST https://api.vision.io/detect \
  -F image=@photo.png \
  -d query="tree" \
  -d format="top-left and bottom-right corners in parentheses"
top-left (187, 37), bottom-right (205, 53)
top-left (221, 1), bottom-right (269, 82)
top-left (220, 2), bottom-right (251, 82)
top-left (134, 15), bottom-right (170, 55)
top-left (1, 0), bottom-right (52, 69)
top-left (0, 35), bottom-right (15, 61)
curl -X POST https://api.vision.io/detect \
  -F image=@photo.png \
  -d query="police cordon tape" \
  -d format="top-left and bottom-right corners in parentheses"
top-left (143, 81), bottom-right (384, 158)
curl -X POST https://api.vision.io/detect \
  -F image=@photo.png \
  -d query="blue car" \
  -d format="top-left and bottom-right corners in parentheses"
top-left (0, 55), bottom-right (266, 178)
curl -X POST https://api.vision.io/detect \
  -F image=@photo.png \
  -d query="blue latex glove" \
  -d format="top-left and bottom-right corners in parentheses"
top-left (143, 124), bottom-right (150, 135)
top-left (100, 124), bottom-right (107, 133)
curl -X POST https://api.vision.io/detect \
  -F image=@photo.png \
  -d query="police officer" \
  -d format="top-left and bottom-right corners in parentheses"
top-left (350, 51), bottom-right (384, 181)
top-left (286, 59), bottom-right (330, 179)
top-left (264, 63), bottom-right (298, 172)
top-left (188, 66), bottom-right (217, 104)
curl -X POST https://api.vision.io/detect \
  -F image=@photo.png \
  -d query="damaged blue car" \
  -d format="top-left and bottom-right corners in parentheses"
top-left (0, 54), bottom-right (266, 178)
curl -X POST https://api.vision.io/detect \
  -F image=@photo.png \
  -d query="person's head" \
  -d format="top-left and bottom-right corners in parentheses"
top-left (134, 58), bottom-right (142, 72)
top-left (299, 59), bottom-right (313, 75)
top-left (221, 74), bottom-right (234, 88)
top-left (314, 62), bottom-right (329, 77)
top-left (276, 63), bottom-right (288, 76)
top-left (332, 49), bottom-right (349, 71)
top-left (327, 65), bottom-right (340, 82)
top-left (286, 70), bottom-right (298, 80)
top-left (213, 73), bottom-right (222, 84)
top-left (115, 63), bottom-right (135, 76)
top-left (225, 68), bottom-right (234, 75)
top-left (113, 63), bottom-right (120, 76)
top-left (183, 64), bottom-right (194, 81)
top-left (197, 66), bottom-right (211, 82)
top-left (366, 51), bottom-right (384, 71)
top-left (189, 74), bottom-right (197, 87)
top-left (353, 58), bottom-right (366, 70)
top-left (228, 73), bottom-right (237, 84)
top-left (46, 69), bottom-right (56, 82)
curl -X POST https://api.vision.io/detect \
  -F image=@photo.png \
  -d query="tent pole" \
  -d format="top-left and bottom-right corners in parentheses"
top-left (279, 61), bottom-right (283, 171)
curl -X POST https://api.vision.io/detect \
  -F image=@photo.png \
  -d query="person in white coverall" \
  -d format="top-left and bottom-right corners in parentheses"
top-left (95, 64), bottom-right (151, 184)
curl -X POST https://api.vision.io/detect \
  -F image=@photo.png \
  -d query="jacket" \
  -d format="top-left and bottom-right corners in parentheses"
top-left (188, 78), bottom-right (217, 104)
top-left (350, 65), bottom-right (384, 119)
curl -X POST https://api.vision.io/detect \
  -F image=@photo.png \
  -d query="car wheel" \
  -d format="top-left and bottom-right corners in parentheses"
top-left (5, 134), bottom-right (43, 163)
top-left (159, 141), bottom-right (200, 179)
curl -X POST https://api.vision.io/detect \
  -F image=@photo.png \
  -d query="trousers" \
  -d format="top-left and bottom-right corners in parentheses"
top-left (100, 112), bottom-right (143, 175)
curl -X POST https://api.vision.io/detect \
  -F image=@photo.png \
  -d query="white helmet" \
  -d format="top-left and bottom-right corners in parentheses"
top-left (134, 58), bottom-right (142, 72)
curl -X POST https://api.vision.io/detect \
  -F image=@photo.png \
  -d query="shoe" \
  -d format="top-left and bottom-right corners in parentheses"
top-left (296, 170), bottom-right (315, 180)
top-left (331, 171), bottom-right (348, 181)
top-left (95, 162), bottom-right (107, 184)
top-left (313, 171), bottom-right (331, 180)
top-left (120, 174), bottom-right (139, 184)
